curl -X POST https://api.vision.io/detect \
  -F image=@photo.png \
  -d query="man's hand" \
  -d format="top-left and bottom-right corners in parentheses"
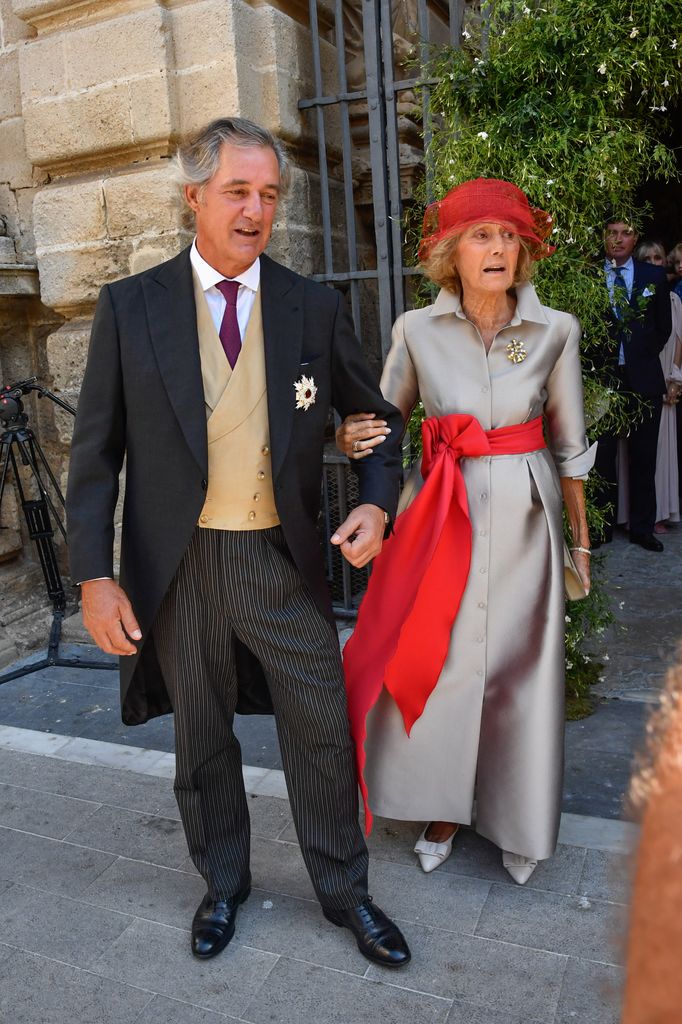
top-left (81, 579), bottom-right (142, 656)
top-left (330, 504), bottom-right (386, 569)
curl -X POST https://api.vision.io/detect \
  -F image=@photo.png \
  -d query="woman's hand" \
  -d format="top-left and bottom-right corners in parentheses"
top-left (571, 548), bottom-right (591, 595)
top-left (335, 413), bottom-right (391, 460)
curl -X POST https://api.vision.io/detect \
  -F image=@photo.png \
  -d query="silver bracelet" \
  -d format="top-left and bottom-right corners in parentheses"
top-left (570, 546), bottom-right (591, 556)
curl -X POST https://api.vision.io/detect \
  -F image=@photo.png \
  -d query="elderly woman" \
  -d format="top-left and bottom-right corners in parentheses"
top-left (339, 179), bottom-right (594, 884)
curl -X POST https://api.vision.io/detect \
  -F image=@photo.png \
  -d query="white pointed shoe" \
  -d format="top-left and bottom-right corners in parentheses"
top-left (502, 850), bottom-right (538, 885)
top-left (414, 825), bottom-right (458, 873)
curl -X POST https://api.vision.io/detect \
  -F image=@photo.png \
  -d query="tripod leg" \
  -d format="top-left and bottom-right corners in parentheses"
top-left (0, 440), bottom-right (12, 518)
top-left (32, 434), bottom-right (67, 510)
top-left (16, 435), bottom-right (67, 541)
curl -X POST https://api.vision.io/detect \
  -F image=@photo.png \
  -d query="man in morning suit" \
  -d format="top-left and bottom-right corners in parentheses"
top-left (66, 118), bottom-right (409, 966)
top-left (593, 217), bottom-right (672, 550)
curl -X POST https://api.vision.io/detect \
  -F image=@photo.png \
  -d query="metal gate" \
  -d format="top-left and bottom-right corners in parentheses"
top-left (301, 0), bottom-right (464, 614)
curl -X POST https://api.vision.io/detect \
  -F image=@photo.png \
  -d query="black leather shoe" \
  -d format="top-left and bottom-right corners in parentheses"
top-left (191, 886), bottom-right (251, 959)
top-left (323, 896), bottom-right (411, 967)
top-left (629, 532), bottom-right (664, 552)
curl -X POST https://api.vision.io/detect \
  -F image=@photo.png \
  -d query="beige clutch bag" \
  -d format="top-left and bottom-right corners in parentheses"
top-left (564, 542), bottom-right (588, 601)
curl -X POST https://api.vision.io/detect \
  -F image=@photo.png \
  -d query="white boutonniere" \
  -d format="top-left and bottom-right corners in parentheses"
top-left (642, 286), bottom-right (655, 298)
top-left (294, 375), bottom-right (317, 411)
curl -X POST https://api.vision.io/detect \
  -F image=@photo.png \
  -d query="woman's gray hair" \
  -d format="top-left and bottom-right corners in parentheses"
top-left (173, 117), bottom-right (291, 198)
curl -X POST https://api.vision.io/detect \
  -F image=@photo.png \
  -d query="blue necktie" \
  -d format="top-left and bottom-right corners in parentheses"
top-left (612, 267), bottom-right (629, 320)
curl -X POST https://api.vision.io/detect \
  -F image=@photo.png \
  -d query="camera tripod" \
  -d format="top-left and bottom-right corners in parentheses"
top-left (0, 377), bottom-right (116, 685)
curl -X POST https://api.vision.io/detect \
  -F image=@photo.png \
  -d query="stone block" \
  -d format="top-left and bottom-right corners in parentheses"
top-left (0, 51), bottom-right (21, 122)
top-left (555, 956), bottom-right (624, 1024)
top-left (103, 164), bottom-right (179, 239)
top-left (93, 917), bottom-right (279, 1019)
top-left (44, 318), bottom-right (91, 392)
top-left (129, 236), bottom-right (185, 276)
top-left (17, 30), bottom-right (65, 101)
top-left (63, 804), bottom-right (190, 868)
top-left (14, 186), bottom-right (37, 259)
top-left (129, 73), bottom-right (173, 147)
top-left (0, 236), bottom-right (16, 262)
top-left (36, 242), bottom-right (130, 311)
top-left (63, 7), bottom-right (168, 92)
top-left (0, 825), bottom-right (117, 896)
top-left (0, 951), bottom-right (151, 1024)
top-left (0, 883), bottom-right (134, 967)
top-left (23, 83), bottom-right (132, 167)
top-left (0, 117), bottom-right (34, 188)
top-left (33, 181), bottom-right (106, 248)
top-left (171, 64), bottom-right (241, 137)
top-left (0, 183), bottom-right (18, 238)
top-left (244, 957), bottom-right (451, 1024)
top-left (82, 857), bottom-right (204, 931)
top-left (169, 0), bottom-right (238, 70)
top-left (1, 0), bottom-right (34, 43)
top-left (474, 884), bottom-right (626, 966)
top-left (0, 780), bottom-right (100, 838)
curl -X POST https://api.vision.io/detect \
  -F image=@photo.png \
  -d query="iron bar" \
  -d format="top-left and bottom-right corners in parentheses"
top-left (381, 0), bottom-right (406, 322)
top-left (449, 0), bottom-right (464, 46)
top-left (308, 0), bottom-right (334, 276)
top-left (334, 0), bottom-right (362, 333)
top-left (299, 89), bottom-right (367, 109)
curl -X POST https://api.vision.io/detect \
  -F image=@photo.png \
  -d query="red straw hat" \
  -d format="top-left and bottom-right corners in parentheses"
top-left (419, 178), bottom-right (556, 262)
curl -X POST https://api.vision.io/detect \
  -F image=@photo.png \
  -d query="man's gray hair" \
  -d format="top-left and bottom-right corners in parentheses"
top-left (173, 117), bottom-right (291, 197)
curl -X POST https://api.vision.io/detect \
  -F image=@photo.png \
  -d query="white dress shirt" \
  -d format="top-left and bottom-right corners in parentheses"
top-left (190, 240), bottom-right (260, 339)
top-left (604, 256), bottom-right (634, 366)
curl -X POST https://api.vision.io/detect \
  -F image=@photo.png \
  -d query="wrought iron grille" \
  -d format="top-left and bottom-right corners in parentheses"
top-left (302, 0), bottom-right (463, 614)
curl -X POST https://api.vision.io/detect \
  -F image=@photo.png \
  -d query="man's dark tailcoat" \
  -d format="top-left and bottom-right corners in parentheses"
top-left (66, 247), bottom-right (403, 726)
top-left (594, 259), bottom-right (672, 538)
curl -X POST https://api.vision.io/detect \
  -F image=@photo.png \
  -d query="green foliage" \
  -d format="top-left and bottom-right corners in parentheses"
top-left (416, 0), bottom-right (681, 713)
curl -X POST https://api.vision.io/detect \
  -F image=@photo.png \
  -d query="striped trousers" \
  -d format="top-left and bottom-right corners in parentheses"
top-left (153, 525), bottom-right (369, 909)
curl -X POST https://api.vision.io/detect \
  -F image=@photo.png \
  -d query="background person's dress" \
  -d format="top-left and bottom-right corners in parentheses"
top-left (363, 283), bottom-right (595, 861)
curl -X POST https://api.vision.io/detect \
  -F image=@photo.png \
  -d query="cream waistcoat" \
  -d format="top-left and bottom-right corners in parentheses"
top-left (193, 270), bottom-right (279, 530)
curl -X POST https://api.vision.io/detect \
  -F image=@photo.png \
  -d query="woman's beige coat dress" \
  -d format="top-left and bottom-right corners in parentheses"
top-left (364, 283), bottom-right (595, 861)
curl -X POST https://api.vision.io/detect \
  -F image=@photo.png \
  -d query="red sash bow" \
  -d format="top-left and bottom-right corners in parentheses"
top-left (343, 413), bottom-right (546, 833)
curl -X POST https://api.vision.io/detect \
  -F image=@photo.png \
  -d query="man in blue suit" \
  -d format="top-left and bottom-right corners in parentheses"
top-left (593, 218), bottom-right (671, 550)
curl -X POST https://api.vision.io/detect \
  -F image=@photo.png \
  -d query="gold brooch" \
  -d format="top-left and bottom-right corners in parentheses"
top-left (506, 339), bottom-right (527, 364)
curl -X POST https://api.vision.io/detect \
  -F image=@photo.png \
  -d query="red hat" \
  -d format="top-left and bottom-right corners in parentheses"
top-left (419, 178), bottom-right (556, 262)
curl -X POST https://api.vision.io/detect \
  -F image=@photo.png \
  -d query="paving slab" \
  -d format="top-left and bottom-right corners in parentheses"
top-left (242, 956), bottom-right (452, 1024)
top-left (81, 857), bottom-right (206, 930)
top-left (366, 923), bottom-right (567, 1019)
top-left (0, 948), bottom-right (153, 1024)
top-left (0, 824), bottom-right (117, 896)
top-left (578, 848), bottom-right (633, 905)
top-left (555, 956), bottom-right (624, 1024)
top-left (135, 995), bottom-right (239, 1024)
top-left (474, 884), bottom-right (626, 965)
top-left (92, 917), bottom-right (279, 1019)
top-left (0, 882), bottom-right (135, 967)
top-left (0, 746), bottom-right (179, 816)
top-left (64, 804), bottom-right (190, 868)
top-left (0, 779), bottom-right (101, 838)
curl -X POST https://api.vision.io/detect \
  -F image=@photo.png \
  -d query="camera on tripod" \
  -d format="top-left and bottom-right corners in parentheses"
top-left (0, 376), bottom-right (116, 683)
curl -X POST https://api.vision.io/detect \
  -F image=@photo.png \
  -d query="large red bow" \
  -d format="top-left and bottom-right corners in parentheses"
top-left (343, 413), bottom-right (546, 833)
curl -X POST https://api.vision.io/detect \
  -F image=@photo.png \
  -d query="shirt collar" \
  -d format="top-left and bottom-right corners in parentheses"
top-left (190, 239), bottom-right (261, 293)
top-left (605, 256), bottom-right (633, 278)
top-left (428, 282), bottom-right (549, 326)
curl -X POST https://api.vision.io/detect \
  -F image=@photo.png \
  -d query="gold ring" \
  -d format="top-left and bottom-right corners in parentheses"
top-left (352, 440), bottom-right (361, 453)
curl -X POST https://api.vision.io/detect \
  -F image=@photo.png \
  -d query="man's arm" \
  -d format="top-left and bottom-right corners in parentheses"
top-left (328, 291), bottom-right (404, 567)
top-left (647, 266), bottom-right (672, 353)
top-left (66, 285), bottom-right (140, 655)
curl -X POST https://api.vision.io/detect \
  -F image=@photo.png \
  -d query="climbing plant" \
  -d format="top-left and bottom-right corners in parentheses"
top-left (415, 0), bottom-right (681, 713)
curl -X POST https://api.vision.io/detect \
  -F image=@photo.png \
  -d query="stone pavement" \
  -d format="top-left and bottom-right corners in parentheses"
top-left (0, 729), bottom-right (631, 1024)
top-left (1, 525), bottom-right (679, 1023)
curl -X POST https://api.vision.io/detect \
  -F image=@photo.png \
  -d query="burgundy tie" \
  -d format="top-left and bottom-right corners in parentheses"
top-left (215, 279), bottom-right (241, 369)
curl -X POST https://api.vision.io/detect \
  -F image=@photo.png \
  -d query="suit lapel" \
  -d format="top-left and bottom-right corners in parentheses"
top-left (260, 255), bottom-right (304, 481)
top-left (142, 247), bottom-right (208, 476)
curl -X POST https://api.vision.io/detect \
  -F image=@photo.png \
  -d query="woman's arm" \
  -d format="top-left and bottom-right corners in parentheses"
top-left (561, 477), bottom-right (591, 594)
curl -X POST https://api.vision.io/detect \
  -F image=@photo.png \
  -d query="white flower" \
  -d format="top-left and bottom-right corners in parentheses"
top-left (566, 661), bottom-right (573, 670)
top-left (671, 39), bottom-right (678, 49)
top-left (477, 131), bottom-right (489, 140)
top-left (462, 28), bottom-right (471, 39)
top-left (630, 27), bottom-right (639, 38)
top-left (293, 375), bottom-right (317, 411)
top-left (565, 615), bottom-right (572, 623)
top-left (663, 79), bottom-right (670, 87)
top-left (619, 600), bottom-right (625, 609)
top-left (604, 654), bottom-right (610, 661)
top-left (597, 63), bottom-right (607, 74)
top-left (546, 179), bottom-right (555, 185)
top-left (522, 5), bottom-right (531, 13)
